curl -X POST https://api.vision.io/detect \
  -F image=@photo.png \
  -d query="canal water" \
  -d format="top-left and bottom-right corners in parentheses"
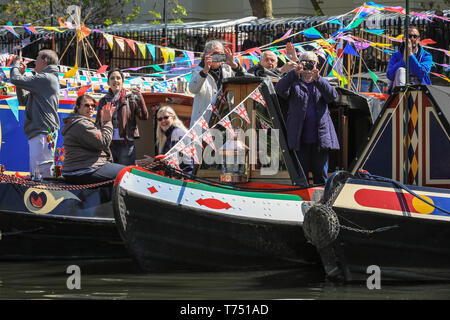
top-left (1, 258), bottom-right (450, 301)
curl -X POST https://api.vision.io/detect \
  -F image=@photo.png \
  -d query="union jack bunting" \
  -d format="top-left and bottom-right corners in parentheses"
top-left (199, 116), bottom-right (210, 131)
top-left (218, 115), bottom-right (235, 137)
top-left (234, 103), bottom-right (250, 124)
top-left (207, 104), bottom-right (221, 118)
top-left (166, 153), bottom-right (180, 170)
top-left (250, 88), bottom-right (266, 107)
top-left (201, 131), bottom-right (216, 152)
top-left (217, 91), bottom-right (227, 105)
top-left (186, 144), bottom-right (201, 164)
top-left (189, 128), bottom-right (204, 149)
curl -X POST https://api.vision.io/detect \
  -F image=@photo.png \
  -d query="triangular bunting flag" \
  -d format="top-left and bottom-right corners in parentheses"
top-left (368, 69), bottom-right (378, 84)
top-left (218, 116), bottom-right (235, 137)
top-left (63, 63), bottom-right (78, 78)
top-left (234, 103), bottom-right (250, 124)
top-left (4, 97), bottom-right (19, 121)
top-left (3, 26), bottom-right (19, 38)
top-left (137, 42), bottom-right (147, 59)
top-left (114, 37), bottom-right (125, 52)
top-left (103, 34), bottom-right (114, 50)
top-left (23, 24), bottom-right (37, 35)
top-left (249, 88), bottom-right (267, 107)
top-left (160, 47), bottom-right (170, 63)
top-left (301, 27), bottom-right (323, 39)
top-left (96, 65), bottom-right (108, 74)
top-left (201, 131), bottom-right (216, 152)
top-left (124, 38), bottom-right (136, 55)
top-left (77, 84), bottom-right (92, 96)
top-left (343, 43), bottom-right (359, 57)
top-left (146, 44), bottom-right (156, 60)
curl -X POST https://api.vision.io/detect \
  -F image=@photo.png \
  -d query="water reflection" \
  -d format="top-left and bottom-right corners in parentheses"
top-left (1, 259), bottom-right (450, 300)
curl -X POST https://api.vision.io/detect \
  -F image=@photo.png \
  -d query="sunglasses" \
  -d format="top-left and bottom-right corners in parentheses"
top-left (83, 103), bottom-right (96, 108)
top-left (157, 116), bottom-right (171, 122)
top-left (408, 34), bottom-right (419, 39)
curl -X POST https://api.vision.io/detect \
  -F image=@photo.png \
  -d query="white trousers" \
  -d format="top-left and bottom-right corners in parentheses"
top-left (29, 134), bottom-right (55, 179)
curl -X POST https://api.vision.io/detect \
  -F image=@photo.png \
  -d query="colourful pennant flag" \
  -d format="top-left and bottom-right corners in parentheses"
top-left (343, 43), bottom-right (359, 57)
top-left (137, 42), bottom-right (147, 59)
top-left (249, 88), bottom-right (266, 107)
top-left (124, 38), bottom-right (136, 55)
top-left (199, 116), bottom-right (209, 131)
top-left (368, 69), bottom-right (378, 84)
top-left (189, 129), bottom-right (203, 148)
top-left (23, 24), bottom-right (37, 34)
top-left (301, 27), bottom-right (323, 39)
top-left (63, 63), bottom-right (78, 78)
top-left (4, 97), bottom-right (19, 121)
top-left (43, 26), bottom-right (65, 33)
top-left (347, 18), bottom-right (365, 29)
top-left (114, 37), bottom-right (125, 52)
top-left (420, 39), bottom-right (437, 46)
top-left (166, 153), bottom-right (180, 170)
top-left (183, 51), bottom-right (195, 66)
top-left (103, 34), bottom-right (114, 50)
top-left (146, 44), bottom-right (156, 60)
top-left (96, 65), bottom-right (108, 74)
top-left (218, 116), bottom-right (235, 137)
top-left (160, 47), bottom-right (170, 63)
top-left (3, 26), bottom-right (19, 38)
top-left (273, 28), bottom-right (293, 44)
top-left (201, 131), bottom-right (216, 152)
top-left (207, 104), bottom-right (221, 118)
top-left (234, 103), bottom-right (250, 124)
top-left (77, 84), bottom-right (92, 96)
top-left (364, 29), bottom-right (385, 35)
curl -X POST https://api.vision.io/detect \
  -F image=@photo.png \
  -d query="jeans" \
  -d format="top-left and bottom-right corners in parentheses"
top-left (110, 141), bottom-right (136, 165)
top-left (296, 143), bottom-right (329, 185)
top-left (63, 163), bottom-right (126, 185)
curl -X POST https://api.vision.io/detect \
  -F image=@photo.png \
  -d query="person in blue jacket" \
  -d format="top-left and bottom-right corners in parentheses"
top-left (275, 51), bottom-right (339, 185)
top-left (386, 26), bottom-right (433, 89)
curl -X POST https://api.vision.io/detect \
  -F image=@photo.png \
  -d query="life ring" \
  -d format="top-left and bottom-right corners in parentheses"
top-left (303, 203), bottom-right (340, 249)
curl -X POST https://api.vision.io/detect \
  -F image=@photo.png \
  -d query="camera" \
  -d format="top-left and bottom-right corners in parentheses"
top-left (211, 53), bottom-right (227, 63)
top-left (303, 60), bottom-right (315, 71)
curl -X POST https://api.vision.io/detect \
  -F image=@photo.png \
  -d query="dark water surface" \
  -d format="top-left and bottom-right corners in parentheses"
top-left (1, 259), bottom-right (450, 300)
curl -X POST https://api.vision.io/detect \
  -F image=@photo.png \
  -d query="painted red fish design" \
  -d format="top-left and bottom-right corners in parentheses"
top-left (196, 198), bottom-right (232, 210)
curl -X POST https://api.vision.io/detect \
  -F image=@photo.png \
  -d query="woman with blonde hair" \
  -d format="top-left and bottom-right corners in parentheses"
top-left (155, 106), bottom-right (193, 174)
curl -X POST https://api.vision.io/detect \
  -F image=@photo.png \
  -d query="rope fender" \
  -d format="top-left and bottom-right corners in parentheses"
top-left (303, 203), bottom-right (340, 249)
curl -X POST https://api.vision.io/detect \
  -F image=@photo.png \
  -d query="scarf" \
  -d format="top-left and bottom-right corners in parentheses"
top-left (103, 88), bottom-right (129, 136)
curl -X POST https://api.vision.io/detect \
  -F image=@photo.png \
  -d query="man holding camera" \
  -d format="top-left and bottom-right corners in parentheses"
top-left (275, 51), bottom-right (339, 184)
top-left (189, 40), bottom-right (243, 128)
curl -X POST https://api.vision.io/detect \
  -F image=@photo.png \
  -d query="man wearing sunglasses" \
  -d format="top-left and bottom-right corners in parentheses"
top-left (386, 26), bottom-right (433, 90)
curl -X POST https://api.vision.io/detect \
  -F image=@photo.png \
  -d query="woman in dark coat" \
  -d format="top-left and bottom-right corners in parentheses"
top-left (275, 51), bottom-right (339, 184)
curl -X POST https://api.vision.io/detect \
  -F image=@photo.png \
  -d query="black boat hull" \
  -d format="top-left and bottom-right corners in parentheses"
top-left (0, 179), bottom-right (127, 260)
top-left (114, 185), bottom-right (319, 272)
top-left (0, 210), bottom-right (127, 260)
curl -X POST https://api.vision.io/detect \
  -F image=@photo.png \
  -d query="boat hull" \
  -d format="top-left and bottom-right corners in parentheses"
top-left (0, 210), bottom-right (126, 260)
top-left (0, 179), bottom-right (127, 260)
top-left (113, 168), bottom-right (319, 272)
top-left (314, 177), bottom-right (450, 282)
